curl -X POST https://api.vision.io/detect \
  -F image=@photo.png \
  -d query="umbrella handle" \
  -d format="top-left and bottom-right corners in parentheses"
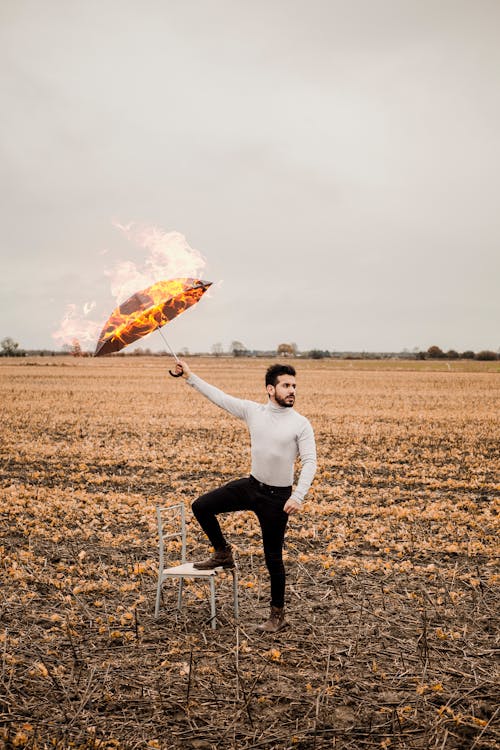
top-left (169, 368), bottom-right (183, 378)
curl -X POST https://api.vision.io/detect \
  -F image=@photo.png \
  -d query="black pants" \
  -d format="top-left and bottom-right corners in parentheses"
top-left (192, 476), bottom-right (291, 608)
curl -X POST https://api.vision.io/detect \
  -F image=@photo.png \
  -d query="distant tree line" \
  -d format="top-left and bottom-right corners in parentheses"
top-left (1, 337), bottom-right (499, 360)
top-left (423, 345), bottom-right (498, 361)
top-left (219, 344), bottom-right (499, 361)
top-left (215, 343), bottom-right (500, 360)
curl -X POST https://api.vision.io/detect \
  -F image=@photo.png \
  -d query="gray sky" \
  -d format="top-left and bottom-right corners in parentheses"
top-left (1, 0), bottom-right (499, 353)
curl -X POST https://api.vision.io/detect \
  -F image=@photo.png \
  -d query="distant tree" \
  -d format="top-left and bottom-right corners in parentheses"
top-left (1, 337), bottom-right (20, 356)
top-left (461, 350), bottom-right (475, 359)
top-left (427, 345), bottom-right (445, 359)
top-left (212, 342), bottom-right (224, 357)
top-left (230, 340), bottom-right (247, 357)
top-left (71, 339), bottom-right (82, 357)
top-left (446, 350), bottom-right (459, 359)
top-left (475, 350), bottom-right (498, 361)
top-left (277, 343), bottom-right (295, 357)
top-left (178, 347), bottom-right (189, 357)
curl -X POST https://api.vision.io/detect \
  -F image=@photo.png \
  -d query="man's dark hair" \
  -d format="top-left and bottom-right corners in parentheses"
top-left (265, 364), bottom-right (296, 388)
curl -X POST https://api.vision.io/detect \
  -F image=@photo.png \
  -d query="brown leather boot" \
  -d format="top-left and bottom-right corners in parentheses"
top-left (257, 606), bottom-right (287, 633)
top-left (193, 546), bottom-right (235, 570)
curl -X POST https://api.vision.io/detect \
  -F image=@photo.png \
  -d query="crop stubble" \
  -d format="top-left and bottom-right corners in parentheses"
top-left (0, 357), bottom-right (498, 750)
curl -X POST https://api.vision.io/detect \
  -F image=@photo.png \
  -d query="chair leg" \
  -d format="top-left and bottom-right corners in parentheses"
top-left (209, 577), bottom-right (216, 629)
top-left (232, 568), bottom-right (239, 621)
top-left (177, 577), bottom-right (184, 611)
top-left (154, 578), bottom-right (162, 618)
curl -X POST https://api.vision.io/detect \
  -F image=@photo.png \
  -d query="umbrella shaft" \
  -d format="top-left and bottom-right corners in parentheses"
top-left (157, 328), bottom-right (179, 362)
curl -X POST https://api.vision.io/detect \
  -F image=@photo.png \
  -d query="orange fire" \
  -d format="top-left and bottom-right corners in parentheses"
top-left (94, 277), bottom-right (212, 356)
top-left (53, 224), bottom-right (208, 350)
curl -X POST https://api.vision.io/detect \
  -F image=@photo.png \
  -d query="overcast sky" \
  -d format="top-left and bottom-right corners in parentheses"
top-left (1, 0), bottom-right (499, 353)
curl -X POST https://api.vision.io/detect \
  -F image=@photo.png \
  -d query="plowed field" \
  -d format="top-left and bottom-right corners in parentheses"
top-left (1, 357), bottom-right (498, 749)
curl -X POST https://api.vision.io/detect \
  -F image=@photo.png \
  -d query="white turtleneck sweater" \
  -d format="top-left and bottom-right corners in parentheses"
top-left (186, 373), bottom-right (317, 504)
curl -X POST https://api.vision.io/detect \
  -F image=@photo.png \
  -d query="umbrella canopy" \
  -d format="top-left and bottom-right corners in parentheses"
top-left (94, 277), bottom-right (212, 356)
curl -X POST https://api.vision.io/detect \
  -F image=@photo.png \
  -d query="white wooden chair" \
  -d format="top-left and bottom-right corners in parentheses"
top-left (154, 503), bottom-right (239, 629)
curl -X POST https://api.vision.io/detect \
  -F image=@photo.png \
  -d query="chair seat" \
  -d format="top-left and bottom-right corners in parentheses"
top-left (162, 562), bottom-right (223, 578)
top-left (155, 503), bottom-right (239, 627)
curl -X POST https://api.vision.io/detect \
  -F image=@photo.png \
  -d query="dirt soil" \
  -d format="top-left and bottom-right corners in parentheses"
top-left (1, 357), bottom-right (498, 749)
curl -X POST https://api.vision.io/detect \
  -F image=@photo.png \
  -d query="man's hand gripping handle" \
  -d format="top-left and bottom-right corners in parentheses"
top-left (170, 359), bottom-right (191, 379)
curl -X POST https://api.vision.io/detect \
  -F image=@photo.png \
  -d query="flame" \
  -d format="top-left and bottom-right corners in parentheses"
top-left (94, 278), bottom-right (212, 356)
top-left (53, 223), bottom-right (207, 349)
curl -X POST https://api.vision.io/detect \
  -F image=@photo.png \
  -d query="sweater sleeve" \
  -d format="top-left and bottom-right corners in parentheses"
top-left (290, 418), bottom-right (317, 504)
top-left (186, 373), bottom-right (251, 420)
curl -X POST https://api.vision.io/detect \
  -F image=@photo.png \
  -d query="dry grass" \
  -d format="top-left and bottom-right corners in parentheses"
top-left (0, 356), bottom-right (499, 749)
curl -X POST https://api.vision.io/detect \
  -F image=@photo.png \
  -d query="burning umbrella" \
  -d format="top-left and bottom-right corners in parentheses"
top-left (94, 277), bottom-right (212, 375)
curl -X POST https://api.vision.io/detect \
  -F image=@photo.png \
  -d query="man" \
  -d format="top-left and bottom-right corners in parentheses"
top-left (173, 359), bottom-right (317, 633)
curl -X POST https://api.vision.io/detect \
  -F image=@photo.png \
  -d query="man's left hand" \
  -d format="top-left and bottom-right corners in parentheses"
top-left (284, 498), bottom-right (302, 515)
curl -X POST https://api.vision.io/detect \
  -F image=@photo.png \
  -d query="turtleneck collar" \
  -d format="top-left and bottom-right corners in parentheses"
top-left (266, 399), bottom-right (293, 413)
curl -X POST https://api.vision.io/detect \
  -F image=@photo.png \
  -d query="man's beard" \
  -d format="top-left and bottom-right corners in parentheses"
top-left (275, 394), bottom-right (295, 408)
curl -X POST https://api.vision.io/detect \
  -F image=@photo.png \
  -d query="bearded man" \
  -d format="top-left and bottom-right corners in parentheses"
top-left (174, 360), bottom-right (317, 633)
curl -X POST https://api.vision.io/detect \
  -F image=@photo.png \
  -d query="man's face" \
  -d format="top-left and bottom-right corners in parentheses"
top-left (267, 374), bottom-right (296, 408)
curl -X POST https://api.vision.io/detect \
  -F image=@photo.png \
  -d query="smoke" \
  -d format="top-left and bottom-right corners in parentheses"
top-left (52, 223), bottom-right (206, 348)
top-left (52, 304), bottom-right (101, 345)
top-left (108, 223), bottom-right (206, 303)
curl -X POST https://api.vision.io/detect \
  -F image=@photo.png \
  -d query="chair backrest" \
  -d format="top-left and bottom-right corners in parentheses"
top-left (156, 503), bottom-right (187, 568)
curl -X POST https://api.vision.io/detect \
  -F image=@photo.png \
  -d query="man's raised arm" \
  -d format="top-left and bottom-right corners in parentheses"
top-left (174, 359), bottom-right (250, 420)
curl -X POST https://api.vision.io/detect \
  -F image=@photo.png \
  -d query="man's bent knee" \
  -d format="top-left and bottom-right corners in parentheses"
top-left (192, 491), bottom-right (217, 518)
top-left (191, 496), bottom-right (204, 517)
